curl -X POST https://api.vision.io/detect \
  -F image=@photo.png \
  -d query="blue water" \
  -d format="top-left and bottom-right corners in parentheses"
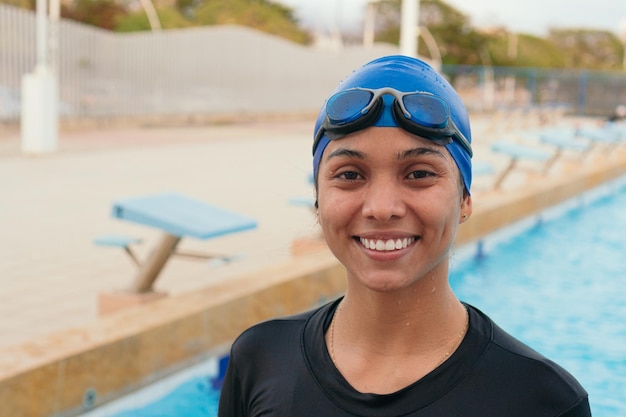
top-left (107, 180), bottom-right (626, 416)
top-left (450, 185), bottom-right (626, 416)
top-left (112, 377), bottom-right (219, 417)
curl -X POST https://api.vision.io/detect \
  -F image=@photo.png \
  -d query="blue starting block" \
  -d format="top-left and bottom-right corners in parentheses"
top-left (490, 141), bottom-right (553, 189)
top-left (539, 128), bottom-right (590, 152)
top-left (94, 235), bottom-right (143, 266)
top-left (96, 192), bottom-right (257, 293)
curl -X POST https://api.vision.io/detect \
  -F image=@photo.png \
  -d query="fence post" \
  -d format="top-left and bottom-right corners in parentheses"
top-left (577, 71), bottom-right (588, 116)
top-left (20, 0), bottom-right (58, 153)
top-left (526, 69), bottom-right (537, 105)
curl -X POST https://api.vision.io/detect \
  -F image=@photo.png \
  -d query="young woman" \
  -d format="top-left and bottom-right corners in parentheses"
top-left (218, 55), bottom-right (591, 416)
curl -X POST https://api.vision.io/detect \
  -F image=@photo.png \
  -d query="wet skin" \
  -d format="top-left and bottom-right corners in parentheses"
top-left (316, 126), bottom-right (472, 295)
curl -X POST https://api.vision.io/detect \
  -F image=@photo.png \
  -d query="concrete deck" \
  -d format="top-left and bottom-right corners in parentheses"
top-left (0, 119), bottom-right (320, 348)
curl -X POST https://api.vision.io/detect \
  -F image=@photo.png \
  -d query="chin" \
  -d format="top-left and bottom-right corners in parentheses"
top-left (354, 270), bottom-right (417, 293)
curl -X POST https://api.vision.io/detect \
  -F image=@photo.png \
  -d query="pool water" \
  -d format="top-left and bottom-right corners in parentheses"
top-left (112, 377), bottom-right (220, 417)
top-left (96, 178), bottom-right (626, 416)
top-left (450, 181), bottom-right (626, 416)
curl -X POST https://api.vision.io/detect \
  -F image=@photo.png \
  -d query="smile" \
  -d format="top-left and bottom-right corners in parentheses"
top-left (358, 237), bottom-right (416, 251)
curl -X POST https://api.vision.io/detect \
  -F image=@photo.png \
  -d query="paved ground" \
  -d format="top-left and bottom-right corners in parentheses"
top-left (0, 113), bottom-right (587, 348)
top-left (0, 120), bottom-right (329, 348)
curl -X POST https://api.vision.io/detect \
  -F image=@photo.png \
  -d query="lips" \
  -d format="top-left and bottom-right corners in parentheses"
top-left (358, 237), bottom-right (416, 251)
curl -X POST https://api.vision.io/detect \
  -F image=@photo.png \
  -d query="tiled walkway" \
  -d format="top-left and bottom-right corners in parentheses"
top-left (0, 120), bottom-right (323, 348)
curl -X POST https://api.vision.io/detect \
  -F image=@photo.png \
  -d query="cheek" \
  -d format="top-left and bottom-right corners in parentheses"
top-left (317, 199), bottom-right (335, 229)
top-left (317, 190), bottom-right (353, 229)
top-left (419, 191), bottom-right (462, 226)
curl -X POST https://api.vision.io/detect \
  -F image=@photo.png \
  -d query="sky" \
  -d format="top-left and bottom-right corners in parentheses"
top-left (276, 0), bottom-right (626, 38)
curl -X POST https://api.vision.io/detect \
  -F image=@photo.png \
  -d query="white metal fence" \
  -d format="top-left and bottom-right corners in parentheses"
top-left (2, 4), bottom-right (625, 124)
top-left (0, 4), bottom-right (400, 123)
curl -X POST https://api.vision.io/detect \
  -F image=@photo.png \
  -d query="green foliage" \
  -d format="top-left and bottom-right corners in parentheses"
top-left (370, 0), bottom-right (623, 69)
top-left (61, 0), bottom-right (127, 30)
top-left (113, 10), bottom-right (151, 32)
top-left (8, 0), bottom-right (310, 44)
top-left (548, 29), bottom-right (624, 70)
top-left (115, 7), bottom-right (192, 32)
top-left (0, 0), bottom-right (34, 10)
top-left (484, 29), bottom-right (624, 70)
top-left (420, 0), bottom-right (468, 27)
top-left (374, 0), bottom-right (492, 65)
top-left (487, 32), bottom-right (567, 68)
top-left (113, 0), bottom-right (310, 44)
top-left (190, 0), bottom-right (310, 44)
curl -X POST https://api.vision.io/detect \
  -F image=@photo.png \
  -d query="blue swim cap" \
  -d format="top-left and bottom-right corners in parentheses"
top-left (313, 55), bottom-right (472, 194)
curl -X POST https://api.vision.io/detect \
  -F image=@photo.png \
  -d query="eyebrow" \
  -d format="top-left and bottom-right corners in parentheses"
top-left (325, 147), bottom-right (365, 161)
top-left (398, 147), bottom-right (446, 160)
top-left (325, 146), bottom-right (445, 162)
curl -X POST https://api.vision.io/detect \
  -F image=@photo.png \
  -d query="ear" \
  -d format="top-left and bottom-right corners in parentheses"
top-left (459, 194), bottom-right (472, 223)
top-left (314, 198), bottom-right (319, 219)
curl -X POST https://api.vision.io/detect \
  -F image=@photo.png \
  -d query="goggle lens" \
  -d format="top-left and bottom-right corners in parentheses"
top-left (326, 90), bottom-right (374, 124)
top-left (402, 94), bottom-right (449, 129)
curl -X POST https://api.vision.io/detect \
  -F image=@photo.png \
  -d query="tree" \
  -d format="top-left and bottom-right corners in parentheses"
top-left (179, 0), bottom-right (311, 44)
top-left (0, 0), bottom-right (34, 10)
top-left (486, 30), bottom-right (568, 68)
top-left (366, 0), bottom-right (625, 70)
top-left (548, 29), bottom-right (624, 70)
top-left (372, 0), bottom-right (492, 65)
top-left (115, 6), bottom-right (192, 31)
top-left (62, 0), bottom-right (128, 30)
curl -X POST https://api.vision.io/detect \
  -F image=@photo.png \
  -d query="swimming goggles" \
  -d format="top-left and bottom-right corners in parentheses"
top-left (313, 87), bottom-right (473, 157)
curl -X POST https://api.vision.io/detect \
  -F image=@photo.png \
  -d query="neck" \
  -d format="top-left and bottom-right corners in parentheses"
top-left (338, 279), bottom-right (466, 355)
top-left (327, 287), bottom-right (469, 394)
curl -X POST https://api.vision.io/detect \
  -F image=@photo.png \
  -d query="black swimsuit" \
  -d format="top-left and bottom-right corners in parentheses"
top-left (219, 299), bottom-right (591, 417)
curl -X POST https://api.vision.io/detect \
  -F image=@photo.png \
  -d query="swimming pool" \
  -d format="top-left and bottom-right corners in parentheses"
top-left (84, 176), bottom-right (626, 416)
top-left (451, 179), bottom-right (626, 416)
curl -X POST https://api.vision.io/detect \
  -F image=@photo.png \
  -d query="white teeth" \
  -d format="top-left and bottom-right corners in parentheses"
top-left (359, 237), bottom-right (415, 251)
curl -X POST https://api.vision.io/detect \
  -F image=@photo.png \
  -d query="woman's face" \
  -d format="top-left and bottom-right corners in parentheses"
top-left (316, 127), bottom-right (472, 293)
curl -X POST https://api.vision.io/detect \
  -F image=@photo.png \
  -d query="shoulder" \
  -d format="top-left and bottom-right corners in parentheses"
top-left (225, 302), bottom-right (334, 386)
top-left (469, 306), bottom-right (589, 414)
top-left (230, 303), bottom-right (328, 360)
top-left (490, 320), bottom-right (585, 393)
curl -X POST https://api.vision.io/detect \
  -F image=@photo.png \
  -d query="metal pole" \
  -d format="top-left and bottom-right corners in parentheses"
top-left (363, 1), bottom-right (377, 48)
top-left (22, 0), bottom-right (58, 153)
top-left (418, 25), bottom-right (441, 71)
top-left (130, 233), bottom-right (181, 293)
top-left (35, 0), bottom-right (47, 69)
top-left (399, 0), bottom-right (419, 57)
top-left (139, 0), bottom-right (162, 31)
top-left (49, 0), bottom-right (60, 72)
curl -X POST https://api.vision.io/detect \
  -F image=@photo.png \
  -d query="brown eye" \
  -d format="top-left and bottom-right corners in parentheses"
top-left (407, 171), bottom-right (433, 179)
top-left (339, 171), bottom-right (361, 180)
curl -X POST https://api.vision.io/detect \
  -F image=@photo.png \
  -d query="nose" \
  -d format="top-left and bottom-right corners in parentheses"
top-left (361, 178), bottom-right (407, 221)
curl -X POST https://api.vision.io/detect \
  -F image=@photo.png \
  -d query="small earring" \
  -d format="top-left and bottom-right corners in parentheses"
top-left (462, 214), bottom-right (468, 220)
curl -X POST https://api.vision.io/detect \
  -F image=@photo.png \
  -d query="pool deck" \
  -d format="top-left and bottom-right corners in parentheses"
top-left (0, 118), bottom-right (320, 349)
top-left (0, 114), bottom-right (625, 417)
